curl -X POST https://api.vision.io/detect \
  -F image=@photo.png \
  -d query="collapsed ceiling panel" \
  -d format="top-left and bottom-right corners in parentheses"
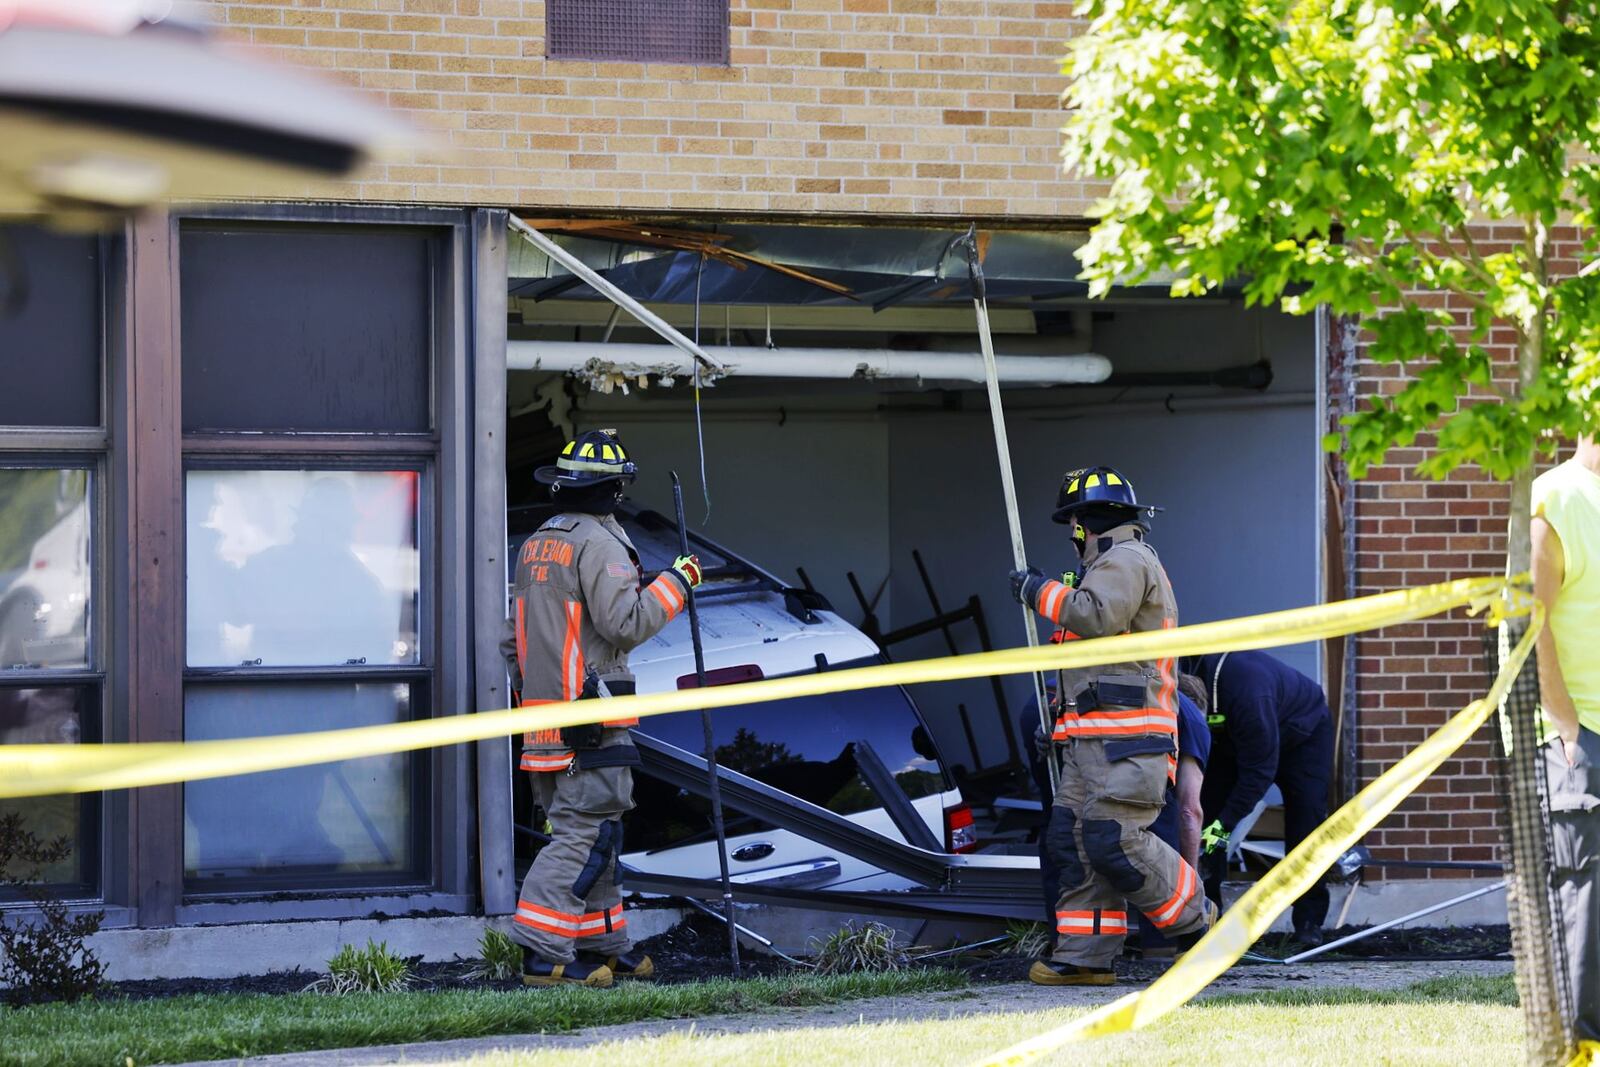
top-left (507, 221), bottom-right (1132, 308)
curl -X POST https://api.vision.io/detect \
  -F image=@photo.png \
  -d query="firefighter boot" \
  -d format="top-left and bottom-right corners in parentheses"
top-left (522, 948), bottom-right (614, 988)
top-left (580, 949), bottom-right (655, 980)
top-left (1028, 960), bottom-right (1116, 986)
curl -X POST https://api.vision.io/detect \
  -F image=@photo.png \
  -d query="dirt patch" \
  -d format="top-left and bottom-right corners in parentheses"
top-left (1244, 923), bottom-right (1510, 962)
top-left (93, 961), bottom-right (525, 1003)
top-left (631, 912), bottom-right (802, 984)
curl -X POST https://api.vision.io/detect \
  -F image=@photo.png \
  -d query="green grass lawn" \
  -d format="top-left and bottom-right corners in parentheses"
top-left (0, 969), bottom-right (967, 1067)
top-left (465, 974), bottom-right (1522, 1067)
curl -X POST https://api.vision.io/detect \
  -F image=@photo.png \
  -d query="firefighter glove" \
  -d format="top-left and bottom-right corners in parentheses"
top-left (1009, 565), bottom-right (1047, 609)
top-left (1201, 819), bottom-right (1229, 856)
top-left (670, 553), bottom-right (703, 592)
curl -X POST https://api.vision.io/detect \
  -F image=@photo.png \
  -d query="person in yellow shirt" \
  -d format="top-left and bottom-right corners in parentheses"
top-left (1531, 435), bottom-right (1600, 1042)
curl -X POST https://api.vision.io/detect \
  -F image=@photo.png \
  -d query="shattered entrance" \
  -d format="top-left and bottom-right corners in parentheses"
top-left (501, 218), bottom-right (1322, 927)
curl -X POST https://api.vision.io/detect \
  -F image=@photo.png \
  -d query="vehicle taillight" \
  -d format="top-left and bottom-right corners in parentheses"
top-left (677, 664), bottom-right (764, 689)
top-left (944, 802), bottom-right (978, 854)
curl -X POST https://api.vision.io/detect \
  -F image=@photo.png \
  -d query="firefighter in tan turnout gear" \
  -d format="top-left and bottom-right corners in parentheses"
top-left (1010, 466), bottom-right (1215, 985)
top-left (504, 429), bottom-right (702, 988)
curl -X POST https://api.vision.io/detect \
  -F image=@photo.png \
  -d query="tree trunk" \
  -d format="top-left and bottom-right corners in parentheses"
top-left (1505, 218), bottom-right (1544, 580)
top-left (1501, 219), bottom-right (1571, 1065)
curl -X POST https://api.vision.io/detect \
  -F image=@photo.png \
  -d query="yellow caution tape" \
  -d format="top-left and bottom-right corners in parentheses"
top-left (975, 586), bottom-right (1541, 1067)
top-left (0, 574), bottom-right (1511, 799)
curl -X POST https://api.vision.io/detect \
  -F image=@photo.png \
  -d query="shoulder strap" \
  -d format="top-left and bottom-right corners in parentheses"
top-left (1209, 653), bottom-right (1230, 726)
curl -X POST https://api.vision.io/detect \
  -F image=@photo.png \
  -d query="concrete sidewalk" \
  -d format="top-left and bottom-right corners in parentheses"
top-left (183, 959), bottom-right (1513, 1067)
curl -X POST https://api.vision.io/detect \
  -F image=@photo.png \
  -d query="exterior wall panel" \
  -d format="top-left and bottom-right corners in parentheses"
top-left (212, 0), bottom-right (1095, 219)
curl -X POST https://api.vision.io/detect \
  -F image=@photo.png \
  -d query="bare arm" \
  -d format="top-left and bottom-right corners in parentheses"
top-left (1176, 754), bottom-right (1205, 870)
top-left (1533, 516), bottom-right (1580, 763)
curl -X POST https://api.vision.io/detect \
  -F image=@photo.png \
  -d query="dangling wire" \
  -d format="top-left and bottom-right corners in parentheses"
top-left (692, 253), bottom-right (712, 523)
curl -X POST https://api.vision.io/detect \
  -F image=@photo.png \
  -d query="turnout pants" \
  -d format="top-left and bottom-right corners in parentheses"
top-left (1201, 717), bottom-right (1333, 929)
top-left (1047, 734), bottom-right (1207, 969)
top-left (1545, 728), bottom-right (1600, 1042)
top-left (511, 765), bottom-right (634, 965)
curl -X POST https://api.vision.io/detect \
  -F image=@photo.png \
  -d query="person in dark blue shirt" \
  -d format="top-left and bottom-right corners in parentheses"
top-left (1182, 650), bottom-right (1334, 945)
top-left (1024, 686), bottom-right (1211, 955)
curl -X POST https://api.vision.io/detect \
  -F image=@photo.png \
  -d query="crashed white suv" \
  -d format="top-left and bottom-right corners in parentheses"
top-left (508, 504), bottom-right (977, 896)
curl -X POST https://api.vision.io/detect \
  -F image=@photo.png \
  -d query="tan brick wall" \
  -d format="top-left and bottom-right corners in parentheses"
top-left (213, 0), bottom-right (1100, 218)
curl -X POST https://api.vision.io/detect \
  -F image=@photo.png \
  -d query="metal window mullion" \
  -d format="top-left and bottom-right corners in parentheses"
top-left (0, 431), bottom-right (109, 452)
top-left (182, 667), bottom-right (431, 682)
top-left (180, 438), bottom-right (439, 461)
top-left (0, 671), bottom-right (102, 686)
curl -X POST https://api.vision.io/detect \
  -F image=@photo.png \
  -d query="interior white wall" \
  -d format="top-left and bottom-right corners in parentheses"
top-left (579, 413), bottom-right (894, 629)
top-left (886, 305), bottom-right (1320, 771)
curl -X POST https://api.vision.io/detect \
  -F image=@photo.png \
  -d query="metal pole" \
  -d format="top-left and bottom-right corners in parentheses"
top-left (672, 471), bottom-right (741, 977)
top-left (507, 215), bottom-right (726, 376)
top-left (960, 226), bottom-right (1056, 792)
top-left (680, 895), bottom-right (808, 967)
top-left (1278, 880), bottom-right (1507, 965)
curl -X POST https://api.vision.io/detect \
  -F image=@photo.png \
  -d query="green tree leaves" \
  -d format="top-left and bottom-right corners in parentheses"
top-left (1063, 0), bottom-right (1600, 485)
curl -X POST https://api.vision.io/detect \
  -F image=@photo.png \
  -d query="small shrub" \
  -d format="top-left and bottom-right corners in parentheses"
top-left (809, 921), bottom-right (910, 976)
top-left (470, 928), bottom-right (522, 982)
top-left (1000, 920), bottom-right (1050, 960)
top-left (308, 939), bottom-right (415, 995)
top-left (0, 813), bottom-right (104, 1005)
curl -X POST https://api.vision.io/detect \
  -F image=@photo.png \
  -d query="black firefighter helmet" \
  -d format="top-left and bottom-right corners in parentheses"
top-left (534, 429), bottom-right (639, 490)
top-left (1051, 465), bottom-right (1162, 525)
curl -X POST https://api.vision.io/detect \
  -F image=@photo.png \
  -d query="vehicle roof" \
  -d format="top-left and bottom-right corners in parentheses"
top-left (508, 501), bottom-right (880, 694)
top-left (630, 595), bottom-right (878, 693)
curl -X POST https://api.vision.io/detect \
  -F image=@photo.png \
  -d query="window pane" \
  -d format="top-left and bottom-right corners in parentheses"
top-left (179, 226), bottom-right (431, 433)
top-left (0, 468), bottom-right (91, 670)
top-left (184, 682), bottom-right (420, 886)
top-left (0, 226), bottom-right (99, 428)
top-left (186, 470), bottom-right (420, 667)
top-left (0, 685), bottom-right (99, 894)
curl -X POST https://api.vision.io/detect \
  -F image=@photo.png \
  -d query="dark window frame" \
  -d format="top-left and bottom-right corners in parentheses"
top-left (0, 223), bottom-right (118, 908)
top-left (0, 227), bottom-right (109, 432)
top-left (179, 455), bottom-right (436, 895)
top-left (177, 221), bottom-right (442, 437)
top-left (0, 681), bottom-right (104, 902)
top-left (179, 672), bottom-right (433, 897)
top-left (166, 206), bottom-right (473, 911)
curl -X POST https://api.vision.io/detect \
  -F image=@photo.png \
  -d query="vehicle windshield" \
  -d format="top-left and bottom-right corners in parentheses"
top-left (629, 656), bottom-right (953, 852)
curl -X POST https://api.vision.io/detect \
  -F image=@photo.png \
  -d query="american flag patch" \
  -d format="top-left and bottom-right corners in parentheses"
top-left (607, 562), bottom-right (635, 579)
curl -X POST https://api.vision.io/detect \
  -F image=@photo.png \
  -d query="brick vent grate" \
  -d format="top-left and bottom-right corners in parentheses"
top-left (547, 0), bottom-right (729, 65)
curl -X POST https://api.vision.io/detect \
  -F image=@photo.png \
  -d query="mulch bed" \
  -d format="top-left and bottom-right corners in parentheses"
top-left (50, 916), bottom-right (1515, 1004)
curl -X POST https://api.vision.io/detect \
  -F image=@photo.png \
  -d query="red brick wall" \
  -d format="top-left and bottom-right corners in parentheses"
top-left (1347, 224), bottom-right (1584, 876)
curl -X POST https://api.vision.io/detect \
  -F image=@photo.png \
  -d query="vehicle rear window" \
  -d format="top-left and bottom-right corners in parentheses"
top-left (628, 658), bottom-right (952, 853)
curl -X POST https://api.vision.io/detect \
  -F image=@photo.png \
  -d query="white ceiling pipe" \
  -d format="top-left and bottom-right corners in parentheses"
top-left (507, 341), bottom-right (1112, 387)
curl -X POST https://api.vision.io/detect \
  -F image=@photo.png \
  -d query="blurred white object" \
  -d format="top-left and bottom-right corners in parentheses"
top-left (0, 1), bottom-right (418, 220)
